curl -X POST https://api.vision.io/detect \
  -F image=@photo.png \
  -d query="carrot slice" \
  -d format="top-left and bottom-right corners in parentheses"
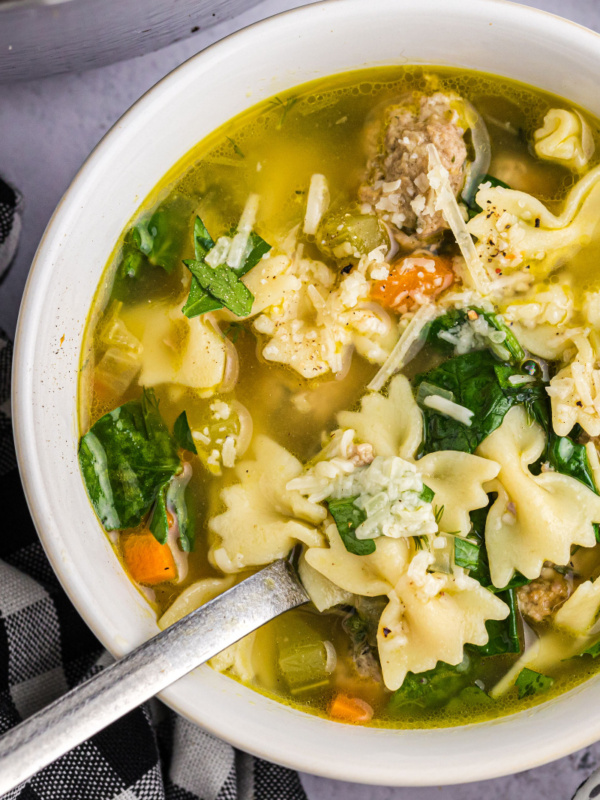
top-left (328, 693), bottom-right (374, 724)
top-left (372, 253), bottom-right (454, 311)
top-left (122, 529), bottom-right (177, 586)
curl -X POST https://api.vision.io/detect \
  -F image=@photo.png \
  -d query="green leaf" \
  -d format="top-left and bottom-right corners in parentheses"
top-left (149, 470), bottom-right (194, 551)
top-left (454, 537), bottom-right (480, 572)
top-left (326, 496), bottom-right (375, 556)
top-left (426, 307), bottom-right (524, 362)
top-left (415, 350), bottom-right (547, 455)
top-left (181, 218), bottom-right (270, 319)
top-left (167, 471), bottom-right (194, 552)
top-left (416, 351), bottom-right (515, 454)
top-left (193, 215), bottom-right (215, 259)
top-left (149, 482), bottom-right (169, 544)
top-left (241, 231), bottom-right (271, 275)
top-left (184, 259), bottom-right (254, 317)
top-left (182, 276), bottom-right (224, 317)
top-left (79, 389), bottom-right (181, 531)
top-left (173, 411), bottom-right (198, 454)
top-left (419, 483), bottom-right (435, 503)
top-left (388, 654), bottom-right (477, 712)
top-left (546, 433), bottom-right (598, 494)
top-left (515, 667), bottom-right (554, 699)
top-left (472, 589), bottom-right (520, 656)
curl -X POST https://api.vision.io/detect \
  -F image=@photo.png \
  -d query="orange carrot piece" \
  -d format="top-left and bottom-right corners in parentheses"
top-left (372, 253), bottom-right (454, 311)
top-left (122, 530), bottom-right (177, 586)
top-left (328, 693), bottom-right (374, 724)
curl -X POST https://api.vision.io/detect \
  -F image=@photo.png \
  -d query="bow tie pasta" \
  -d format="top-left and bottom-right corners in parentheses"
top-left (477, 406), bottom-right (600, 588)
top-left (337, 374), bottom-right (422, 459)
top-left (534, 109), bottom-right (594, 172)
top-left (378, 560), bottom-right (508, 691)
top-left (547, 333), bottom-right (600, 437)
top-left (467, 164), bottom-right (600, 277)
top-left (209, 435), bottom-right (325, 573)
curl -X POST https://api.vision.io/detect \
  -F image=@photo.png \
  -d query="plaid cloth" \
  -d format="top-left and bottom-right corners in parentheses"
top-left (0, 186), bottom-right (308, 799)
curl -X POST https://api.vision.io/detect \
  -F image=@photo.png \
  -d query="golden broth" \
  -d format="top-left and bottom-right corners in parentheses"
top-left (80, 65), bottom-right (600, 728)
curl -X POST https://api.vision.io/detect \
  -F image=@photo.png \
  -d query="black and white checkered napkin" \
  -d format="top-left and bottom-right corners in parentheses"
top-left (0, 184), bottom-right (308, 799)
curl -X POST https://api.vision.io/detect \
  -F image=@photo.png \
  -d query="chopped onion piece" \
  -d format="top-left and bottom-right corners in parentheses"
top-left (303, 174), bottom-right (330, 235)
top-left (460, 100), bottom-right (492, 205)
top-left (227, 193), bottom-right (260, 269)
top-left (427, 144), bottom-right (491, 295)
top-left (324, 641), bottom-right (337, 674)
top-left (367, 304), bottom-right (438, 392)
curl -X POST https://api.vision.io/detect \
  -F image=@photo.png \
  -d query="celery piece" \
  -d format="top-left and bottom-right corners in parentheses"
top-left (278, 641), bottom-right (331, 694)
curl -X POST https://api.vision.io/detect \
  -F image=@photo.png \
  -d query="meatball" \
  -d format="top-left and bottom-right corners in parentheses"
top-left (517, 563), bottom-right (571, 623)
top-left (359, 92), bottom-right (468, 243)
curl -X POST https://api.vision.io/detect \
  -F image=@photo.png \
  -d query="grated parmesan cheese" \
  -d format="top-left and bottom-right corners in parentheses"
top-left (367, 304), bottom-right (438, 392)
top-left (227, 194), bottom-right (260, 269)
top-left (426, 144), bottom-right (491, 295)
top-left (303, 174), bottom-right (330, 235)
top-left (423, 395), bottom-right (474, 426)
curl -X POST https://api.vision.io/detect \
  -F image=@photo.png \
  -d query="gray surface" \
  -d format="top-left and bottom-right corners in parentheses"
top-left (0, 0), bottom-right (599, 796)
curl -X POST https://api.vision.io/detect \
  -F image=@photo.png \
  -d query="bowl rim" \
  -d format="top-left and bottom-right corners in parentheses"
top-left (12, 0), bottom-right (600, 786)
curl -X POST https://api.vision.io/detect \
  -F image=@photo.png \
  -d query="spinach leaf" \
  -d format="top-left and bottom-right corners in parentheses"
top-left (426, 307), bottom-right (524, 362)
top-left (473, 589), bottom-right (521, 656)
top-left (79, 389), bottom-right (181, 531)
top-left (149, 470), bottom-right (194, 551)
top-left (419, 483), bottom-right (435, 503)
top-left (167, 471), bottom-right (194, 552)
top-left (117, 195), bottom-right (192, 284)
top-left (173, 411), bottom-right (197, 454)
top-left (466, 174), bottom-right (511, 218)
top-left (460, 506), bottom-right (526, 655)
top-left (454, 537), bottom-right (480, 572)
top-left (326, 496), bottom-right (375, 556)
top-left (415, 350), bottom-right (547, 455)
top-left (515, 667), bottom-right (554, 699)
top-left (388, 654), bottom-right (477, 712)
top-left (184, 259), bottom-right (255, 317)
top-left (182, 279), bottom-right (223, 317)
top-left (546, 433), bottom-right (597, 494)
top-left (181, 217), bottom-right (271, 318)
top-left (149, 481), bottom-right (170, 544)
top-left (193, 215), bottom-right (215, 258)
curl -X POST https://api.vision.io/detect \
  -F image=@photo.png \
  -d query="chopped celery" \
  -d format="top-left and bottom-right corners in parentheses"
top-left (278, 641), bottom-right (331, 694)
top-left (276, 617), bottom-right (335, 694)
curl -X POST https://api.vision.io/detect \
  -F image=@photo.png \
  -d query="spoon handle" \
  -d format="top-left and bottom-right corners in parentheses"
top-left (0, 559), bottom-right (308, 794)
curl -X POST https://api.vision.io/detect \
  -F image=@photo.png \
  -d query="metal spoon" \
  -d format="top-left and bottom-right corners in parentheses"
top-left (0, 559), bottom-right (308, 794)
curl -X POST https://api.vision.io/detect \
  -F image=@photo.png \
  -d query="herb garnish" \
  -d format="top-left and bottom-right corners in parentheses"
top-left (269, 95), bottom-right (299, 129)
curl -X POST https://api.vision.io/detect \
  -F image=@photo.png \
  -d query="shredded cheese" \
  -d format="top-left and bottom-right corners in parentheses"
top-left (426, 144), bottom-right (491, 295)
top-left (303, 174), bottom-right (330, 235)
top-left (367, 304), bottom-right (437, 392)
top-left (423, 395), bottom-right (474, 426)
top-left (227, 194), bottom-right (260, 269)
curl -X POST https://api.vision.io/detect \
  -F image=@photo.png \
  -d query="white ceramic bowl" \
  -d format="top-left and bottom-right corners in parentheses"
top-left (12, 0), bottom-right (600, 786)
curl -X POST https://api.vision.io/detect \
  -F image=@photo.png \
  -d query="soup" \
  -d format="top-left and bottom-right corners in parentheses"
top-left (78, 66), bottom-right (600, 728)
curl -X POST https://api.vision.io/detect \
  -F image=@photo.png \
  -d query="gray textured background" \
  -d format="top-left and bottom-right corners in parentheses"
top-left (1, 0), bottom-right (600, 796)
